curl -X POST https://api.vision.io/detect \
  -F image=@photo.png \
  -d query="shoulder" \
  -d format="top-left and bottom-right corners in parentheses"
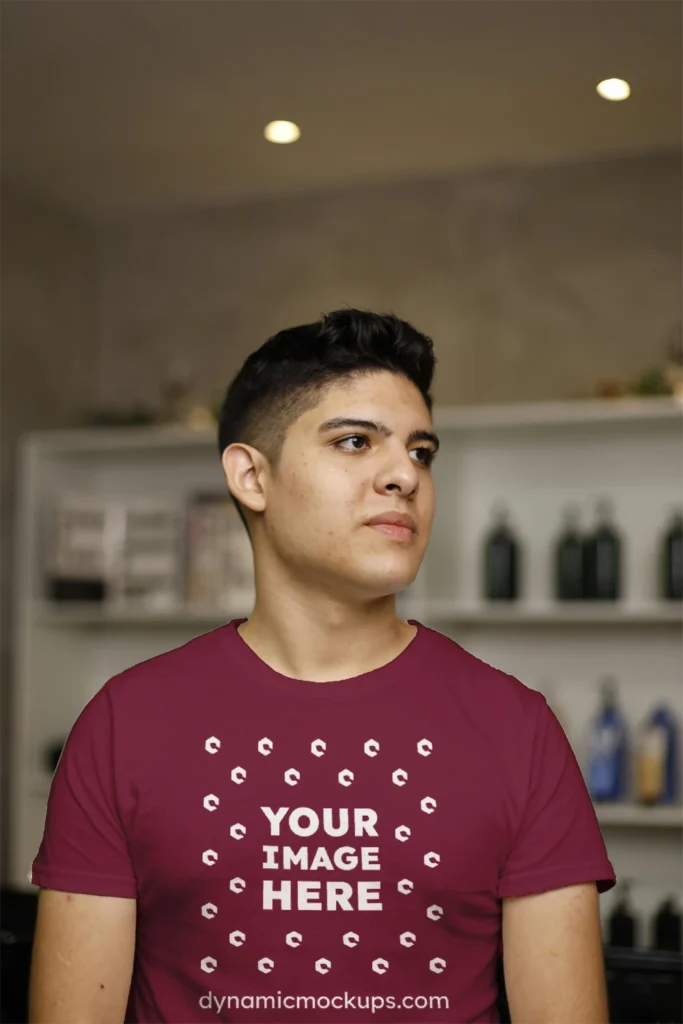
top-left (417, 621), bottom-right (547, 726)
top-left (101, 623), bottom-right (231, 709)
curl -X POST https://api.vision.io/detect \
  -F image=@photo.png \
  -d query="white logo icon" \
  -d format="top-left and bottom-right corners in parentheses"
top-left (229, 877), bottom-right (246, 894)
top-left (258, 958), bottom-right (274, 974)
top-left (201, 902), bottom-right (217, 919)
top-left (430, 957), bottom-right (446, 974)
top-left (395, 825), bottom-right (411, 842)
top-left (286, 931), bottom-right (303, 948)
top-left (231, 766), bottom-right (246, 784)
top-left (424, 851), bottom-right (440, 868)
top-left (258, 737), bottom-right (273, 756)
top-left (343, 932), bottom-right (360, 947)
top-left (315, 958), bottom-right (332, 974)
top-left (392, 769), bottom-right (408, 787)
top-left (427, 904), bottom-right (444, 921)
top-left (400, 932), bottom-right (416, 947)
top-left (203, 794), bottom-right (219, 812)
top-left (284, 768), bottom-right (300, 786)
top-left (229, 930), bottom-right (246, 946)
top-left (311, 739), bottom-right (326, 757)
top-left (421, 796), bottom-right (437, 814)
top-left (338, 769), bottom-right (354, 787)
top-left (372, 958), bottom-right (389, 974)
top-left (202, 849), bottom-right (218, 866)
top-left (397, 878), bottom-right (414, 894)
top-left (205, 736), bottom-right (220, 754)
top-left (417, 738), bottom-right (433, 757)
top-left (229, 823), bottom-right (246, 840)
top-left (364, 739), bottom-right (380, 757)
top-left (201, 956), bottom-right (217, 974)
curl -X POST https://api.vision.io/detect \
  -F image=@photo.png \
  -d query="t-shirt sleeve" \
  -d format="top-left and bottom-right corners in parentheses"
top-left (497, 692), bottom-right (616, 899)
top-left (31, 682), bottom-right (138, 898)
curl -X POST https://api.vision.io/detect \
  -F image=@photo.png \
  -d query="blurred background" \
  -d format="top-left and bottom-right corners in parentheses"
top-left (1, 1), bottom-right (682, 1021)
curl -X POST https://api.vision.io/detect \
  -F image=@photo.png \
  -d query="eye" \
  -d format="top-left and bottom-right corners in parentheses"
top-left (333, 435), bottom-right (435, 467)
top-left (334, 434), bottom-right (369, 453)
top-left (414, 447), bottom-right (436, 467)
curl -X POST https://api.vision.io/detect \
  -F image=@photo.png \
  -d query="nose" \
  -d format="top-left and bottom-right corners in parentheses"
top-left (375, 448), bottom-right (421, 498)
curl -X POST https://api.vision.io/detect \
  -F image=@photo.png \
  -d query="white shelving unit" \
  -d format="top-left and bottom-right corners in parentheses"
top-left (10, 396), bottom-right (683, 947)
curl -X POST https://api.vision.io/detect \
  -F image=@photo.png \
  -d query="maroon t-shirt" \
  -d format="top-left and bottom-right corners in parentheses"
top-left (32, 618), bottom-right (616, 1023)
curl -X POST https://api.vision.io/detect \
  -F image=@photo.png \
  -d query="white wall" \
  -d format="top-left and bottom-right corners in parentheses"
top-left (0, 183), bottom-right (98, 882)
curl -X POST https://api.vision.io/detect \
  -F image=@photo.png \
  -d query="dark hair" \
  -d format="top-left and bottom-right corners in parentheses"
top-left (217, 308), bottom-right (437, 535)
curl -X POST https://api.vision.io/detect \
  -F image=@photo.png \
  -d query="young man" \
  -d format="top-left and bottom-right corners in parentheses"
top-left (29, 309), bottom-right (615, 1023)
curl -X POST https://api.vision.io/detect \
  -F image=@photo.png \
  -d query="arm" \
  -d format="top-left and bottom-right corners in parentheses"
top-left (502, 882), bottom-right (610, 1024)
top-left (29, 888), bottom-right (136, 1024)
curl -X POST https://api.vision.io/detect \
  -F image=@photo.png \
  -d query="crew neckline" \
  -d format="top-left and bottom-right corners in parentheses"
top-left (223, 617), bottom-right (425, 702)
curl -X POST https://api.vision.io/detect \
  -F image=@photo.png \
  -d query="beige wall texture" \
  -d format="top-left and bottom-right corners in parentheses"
top-left (0, 184), bottom-right (98, 882)
top-left (96, 149), bottom-right (682, 413)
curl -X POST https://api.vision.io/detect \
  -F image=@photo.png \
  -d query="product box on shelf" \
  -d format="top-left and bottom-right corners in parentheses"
top-left (44, 492), bottom-right (186, 611)
top-left (185, 492), bottom-right (255, 610)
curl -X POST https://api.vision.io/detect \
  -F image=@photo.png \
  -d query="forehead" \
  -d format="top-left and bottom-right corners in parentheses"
top-left (304, 372), bottom-right (429, 426)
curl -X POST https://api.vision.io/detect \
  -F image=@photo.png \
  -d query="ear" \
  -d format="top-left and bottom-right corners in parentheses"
top-left (221, 443), bottom-right (267, 515)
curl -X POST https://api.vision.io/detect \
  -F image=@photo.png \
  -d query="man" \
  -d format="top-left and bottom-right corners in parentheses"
top-left (29, 309), bottom-right (615, 1023)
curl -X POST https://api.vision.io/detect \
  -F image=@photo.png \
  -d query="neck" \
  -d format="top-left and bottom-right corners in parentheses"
top-left (237, 589), bottom-right (414, 683)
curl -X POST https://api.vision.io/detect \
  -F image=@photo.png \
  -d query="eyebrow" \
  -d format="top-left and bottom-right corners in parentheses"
top-left (317, 417), bottom-right (440, 453)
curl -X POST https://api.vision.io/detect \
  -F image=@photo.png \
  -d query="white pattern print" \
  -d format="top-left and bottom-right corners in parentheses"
top-left (200, 734), bottom-right (446, 977)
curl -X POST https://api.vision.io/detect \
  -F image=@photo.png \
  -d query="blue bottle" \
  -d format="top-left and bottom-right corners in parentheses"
top-left (587, 677), bottom-right (627, 802)
top-left (636, 705), bottom-right (679, 805)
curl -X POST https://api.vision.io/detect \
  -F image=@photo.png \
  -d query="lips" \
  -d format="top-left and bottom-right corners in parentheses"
top-left (365, 511), bottom-right (417, 533)
top-left (368, 522), bottom-right (415, 541)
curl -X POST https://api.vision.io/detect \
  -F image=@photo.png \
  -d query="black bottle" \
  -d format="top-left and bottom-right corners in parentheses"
top-left (583, 497), bottom-right (621, 601)
top-left (661, 510), bottom-right (683, 601)
top-left (607, 880), bottom-right (636, 947)
top-left (44, 739), bottom-right (65, 774)
top-left (651, 896), bottom-right (682, 952)
top-left (554, 505), bottom-right (584, 600)
top-left (483, 503), bottom-right (519, 601)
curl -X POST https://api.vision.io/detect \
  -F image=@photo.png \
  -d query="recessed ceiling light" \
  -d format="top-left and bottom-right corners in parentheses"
top-left (596, 78), bottom-right (631, 101)
top-left (264, 120), bottom-right (301, 144)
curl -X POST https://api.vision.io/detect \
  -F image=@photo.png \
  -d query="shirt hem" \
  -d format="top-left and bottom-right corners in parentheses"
top-left (30, 865), bottom-right (137, 899)
top-left (498, 861), bottom-right (616, 899)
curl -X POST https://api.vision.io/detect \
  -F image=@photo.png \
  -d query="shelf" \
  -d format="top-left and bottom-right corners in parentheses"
top-left (417, 601), bottom-right (682, 626)
top-left (34, 602), bottom-right (248, 628)
top-left (33, 600), bottom-right (682, 629)
top-left (13, 397), bottom-right (682, 895)
top-left (594, 804), bottom-right (683, 829)
top-left (21, 397), bottom-right (682, 457)
top-left (433, 396), bottom-right (682, 431)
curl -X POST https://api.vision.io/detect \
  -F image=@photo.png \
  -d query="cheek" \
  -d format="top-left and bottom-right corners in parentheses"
top-left (288, 459), bottom-right (357, 507)
top-left (280, 463), bottom-right (358, 540)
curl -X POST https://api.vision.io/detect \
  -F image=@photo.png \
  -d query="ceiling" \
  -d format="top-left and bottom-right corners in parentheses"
top-left (1, 0), bottom-right (681, 219)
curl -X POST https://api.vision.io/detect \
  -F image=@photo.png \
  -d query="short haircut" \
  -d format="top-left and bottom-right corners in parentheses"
top-left (217, 308), bottom-right (437, 535)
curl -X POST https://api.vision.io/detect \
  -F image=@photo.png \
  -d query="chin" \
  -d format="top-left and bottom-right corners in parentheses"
top-left (356, 560), bottom-right (418, 592)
